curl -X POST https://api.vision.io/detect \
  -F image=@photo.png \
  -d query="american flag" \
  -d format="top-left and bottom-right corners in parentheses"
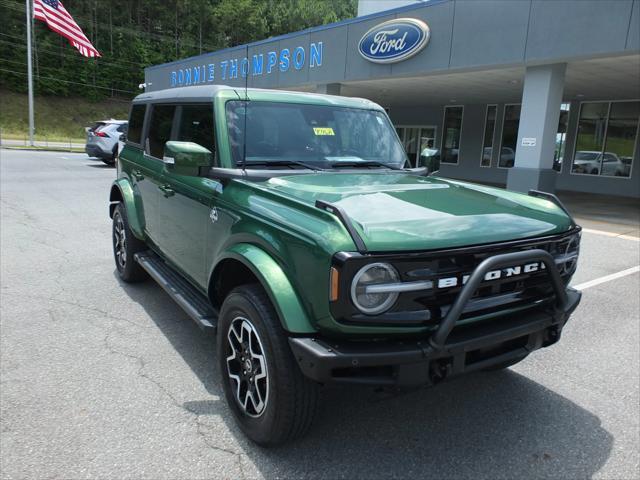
top-left (33, 0), bottom-right (101, 58)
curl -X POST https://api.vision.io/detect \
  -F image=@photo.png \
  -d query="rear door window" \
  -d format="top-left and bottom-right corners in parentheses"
top-left (147, 105), bottom-right (176, 159)
top-left (127, 105), bottom-right (146, 145)
top-left (176, 104), bottom-right (215, 153)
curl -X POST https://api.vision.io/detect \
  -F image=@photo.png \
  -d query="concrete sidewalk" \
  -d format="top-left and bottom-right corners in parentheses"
top-left (558, 191), bottom-right (640, 238)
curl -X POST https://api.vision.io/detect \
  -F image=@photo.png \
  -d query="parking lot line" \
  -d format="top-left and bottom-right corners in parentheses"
top-left (573, 265), bottom-right (640, 291)
top-left (582, 227), bottom-right (640, 241)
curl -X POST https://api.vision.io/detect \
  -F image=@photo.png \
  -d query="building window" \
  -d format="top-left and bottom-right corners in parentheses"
top-left (553, 103), bottom-right (571, 172)
top-left (441, 106), bottom-right (463, 164)
top-left (396, 126), bottom-right (437, 168)
top-left (499, 104), bottom-right (520, 168)
top-left (480, 105), bottom-right (497, 167)
top-left (572, 101), bottom-right (638, 178)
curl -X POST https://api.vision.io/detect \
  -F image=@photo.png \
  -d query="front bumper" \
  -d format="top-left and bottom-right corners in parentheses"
top-left (290, 249), bottom-right (582, 387)
top-left (85, 144), bottom-right (111, 159)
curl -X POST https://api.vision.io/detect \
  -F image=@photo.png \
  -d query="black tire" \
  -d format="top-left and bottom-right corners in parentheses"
top-left (112, 203), bottom-right (148, 282)
top-left (217, 284), bottom-right (319, 446)
top-left (483, 354), bottom-right (528, 371)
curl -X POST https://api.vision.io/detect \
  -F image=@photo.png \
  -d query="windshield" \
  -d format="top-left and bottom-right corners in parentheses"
top-left (226, 101), bottom-right (407, 169)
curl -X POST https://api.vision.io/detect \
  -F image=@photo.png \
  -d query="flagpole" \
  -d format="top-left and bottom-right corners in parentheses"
top-left (25, 0), bottom-right (35, 146)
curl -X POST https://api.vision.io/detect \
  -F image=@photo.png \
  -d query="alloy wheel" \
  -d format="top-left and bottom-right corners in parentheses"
top-left (225, 316), bottom-right (269, 417)
top-left (114, 214), bottom-right (127, 269)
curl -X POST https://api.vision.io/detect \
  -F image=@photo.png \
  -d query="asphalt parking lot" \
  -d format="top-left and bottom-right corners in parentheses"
top-left (1, 149), bottom-right (639, 479)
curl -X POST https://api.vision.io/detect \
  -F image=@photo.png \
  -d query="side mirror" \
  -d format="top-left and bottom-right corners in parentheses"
top-left (163, 141), bottom-right (213, 176)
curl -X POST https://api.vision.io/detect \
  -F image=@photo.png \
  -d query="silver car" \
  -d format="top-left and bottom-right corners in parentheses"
top-left (85, 120), bottom-right (127, 165)
top-left (572, 150), bottom-right (626, 176)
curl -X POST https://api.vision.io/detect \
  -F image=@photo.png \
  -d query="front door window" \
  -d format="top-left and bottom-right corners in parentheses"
top-left (147, 105), bottom-right (176, 159)
top-left (177, 104), bottom-right (215, 154)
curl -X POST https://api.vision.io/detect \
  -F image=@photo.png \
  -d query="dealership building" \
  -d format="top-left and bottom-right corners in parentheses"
top-left (144, 0), bottom-right (640, 198)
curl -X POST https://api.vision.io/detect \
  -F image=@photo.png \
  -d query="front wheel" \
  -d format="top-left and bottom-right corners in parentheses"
top-left (218, 284), bottom-right (319, 446)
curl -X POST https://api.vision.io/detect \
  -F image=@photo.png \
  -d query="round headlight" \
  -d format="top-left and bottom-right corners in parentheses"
top-left (350, 263), bottom-right (400, 315)
top-left (560, 233), bottom-right (581, 276)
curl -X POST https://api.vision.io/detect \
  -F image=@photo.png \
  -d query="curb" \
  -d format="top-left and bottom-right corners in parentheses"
top-left (1, 146), bottom-right (85, 153)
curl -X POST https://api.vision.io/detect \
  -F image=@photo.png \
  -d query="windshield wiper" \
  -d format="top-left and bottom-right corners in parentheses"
top-left (329, 160), bottom-right (403, 171)
top-left (237, 160), bottom-right (322, 171)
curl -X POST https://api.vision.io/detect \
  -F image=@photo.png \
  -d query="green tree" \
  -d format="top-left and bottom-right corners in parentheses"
top-left (0, 0), bottom-right (357, 100)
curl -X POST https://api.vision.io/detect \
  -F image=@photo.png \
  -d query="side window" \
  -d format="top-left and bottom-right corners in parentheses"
top-left (177, 104), bottom-right (215, 153)
top-left (147, 105), bottom-right (176, 159)
top-left (127, 105), bottom-right (146, 144)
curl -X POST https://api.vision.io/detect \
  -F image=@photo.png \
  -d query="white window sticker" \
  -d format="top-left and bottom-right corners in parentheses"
top-left (521, 137), bottom-right (537, 147)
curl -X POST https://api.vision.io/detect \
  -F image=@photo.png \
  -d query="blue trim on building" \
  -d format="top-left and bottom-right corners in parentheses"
top-left (146, 0), bottom-right (450, 71)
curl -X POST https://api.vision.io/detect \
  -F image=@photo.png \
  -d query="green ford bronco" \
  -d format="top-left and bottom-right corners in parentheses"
top-left (110, 85), bottom-right (581, 446)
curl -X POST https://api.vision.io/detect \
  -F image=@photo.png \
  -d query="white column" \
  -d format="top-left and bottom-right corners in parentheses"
top-left (506, 63), bottom-right (566, 193)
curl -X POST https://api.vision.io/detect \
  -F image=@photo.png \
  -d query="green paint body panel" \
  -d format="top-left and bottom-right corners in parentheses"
top-left (111, 86), bottom-right (575, 337)
top-left (110, 177), bottom-right (144, 240)
top-left (218, 244), bottom-right (316, 334)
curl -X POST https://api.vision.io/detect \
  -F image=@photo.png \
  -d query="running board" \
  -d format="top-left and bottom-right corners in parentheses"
top-left (134, 251), bottom-right (218, 333)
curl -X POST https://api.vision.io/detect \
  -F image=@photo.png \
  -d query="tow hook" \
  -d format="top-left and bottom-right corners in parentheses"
top-left (429, 359), bottom-right (452, 384)
top-left (544, 325), bottom-right (562, 346)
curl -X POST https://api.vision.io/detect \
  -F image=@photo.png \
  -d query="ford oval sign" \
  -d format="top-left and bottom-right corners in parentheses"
top-left (358, 18), bottom-right (430, 64)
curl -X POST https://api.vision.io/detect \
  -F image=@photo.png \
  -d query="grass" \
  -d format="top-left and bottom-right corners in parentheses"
top-left (0, 89), bottom-right (130, 142)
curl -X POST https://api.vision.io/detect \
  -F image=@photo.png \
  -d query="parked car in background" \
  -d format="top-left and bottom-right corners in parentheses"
top-left (85, 120), bottom-right (127, 165)
top-left (483, 147), bottom-right (516, 167)
top-left (572, 150), bottom-right (626, 176)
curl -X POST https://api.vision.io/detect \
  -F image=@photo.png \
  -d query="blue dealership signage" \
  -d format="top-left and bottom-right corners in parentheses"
top-left (169, 42), bottom-right (323, 88)
top-left (358, 18), bottom-right (430, 64)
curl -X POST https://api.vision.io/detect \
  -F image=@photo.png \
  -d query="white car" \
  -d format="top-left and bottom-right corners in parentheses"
top-left (572, 151), bottom-right (626, 176)
top-left (85, 120), bottom-right (127, 166)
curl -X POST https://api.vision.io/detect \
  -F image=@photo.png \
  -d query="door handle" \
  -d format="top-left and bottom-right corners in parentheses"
top-left (132, 169), bottom-right (144, 181)
top-left (159, 184), bottom-right (175, 197)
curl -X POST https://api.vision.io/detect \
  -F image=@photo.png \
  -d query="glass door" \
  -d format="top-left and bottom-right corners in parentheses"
top-left (396, 126), bottom-right (437, 167)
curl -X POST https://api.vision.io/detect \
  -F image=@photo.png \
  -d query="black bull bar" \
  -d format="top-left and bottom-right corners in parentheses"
top-left (289, 249), bottom-right (580, 386)
top-left (428, 248), bottom-right (568, 350)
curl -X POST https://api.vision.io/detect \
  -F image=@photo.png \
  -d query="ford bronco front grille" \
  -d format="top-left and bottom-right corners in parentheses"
top-left (330, 229), bottom-right (580, 328)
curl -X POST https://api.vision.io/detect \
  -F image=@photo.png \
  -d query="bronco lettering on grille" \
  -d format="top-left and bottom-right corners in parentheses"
top-left (436, 262), bottom-right (546, 289)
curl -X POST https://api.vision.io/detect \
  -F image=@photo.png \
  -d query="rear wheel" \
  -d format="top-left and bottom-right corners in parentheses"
top-left (218, 284), bottom-right (319, 446)
top-left (112, 203), bottom-right (148, 282)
